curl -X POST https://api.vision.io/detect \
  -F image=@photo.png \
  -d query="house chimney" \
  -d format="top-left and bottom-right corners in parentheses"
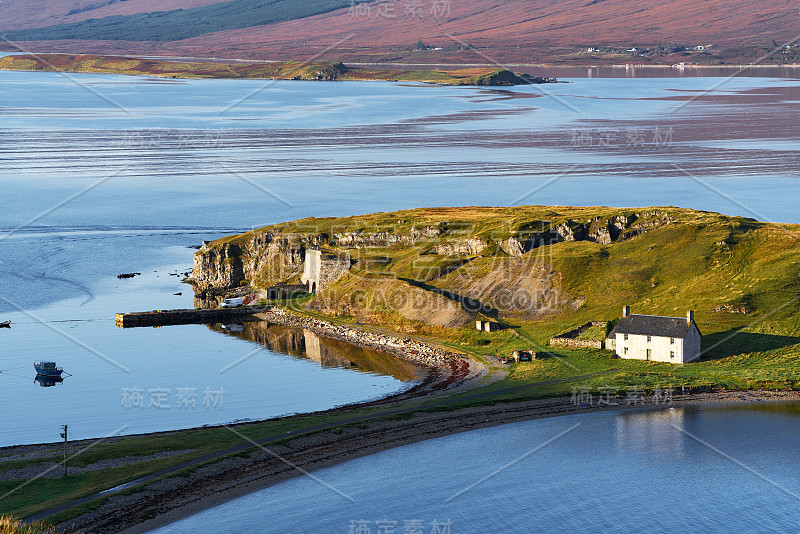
top-left (687, 310), bottom-right (694, 325)
top-left (622, 305), bottom-right (630, 318)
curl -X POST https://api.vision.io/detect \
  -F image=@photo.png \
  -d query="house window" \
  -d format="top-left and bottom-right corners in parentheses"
top-left (646, 349), bottom-right (652, 360)
top-left (670, 337), bottom-right (675, 345)
top-left (623, 347), bottom-right (628, 355)
top-left (624, 333), bottom-right (628, 341)
top-left (647, 335), bottom-right (652, 343)
top-left (670, 351), bottom-right (675, 359)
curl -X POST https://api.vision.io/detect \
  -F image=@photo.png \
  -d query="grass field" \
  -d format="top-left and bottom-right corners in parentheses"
top-left (0, 515), bottom-right (55, 534)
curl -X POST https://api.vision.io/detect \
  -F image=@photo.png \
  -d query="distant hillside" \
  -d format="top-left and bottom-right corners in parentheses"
top-left (0, 0), bottom-right (221, 30)
top-left (179, 0), bottom-right (797, 50)
top-left (0, 0), bottom-right (367, 41)
top-left (1, 0), bottom-right (796, 64)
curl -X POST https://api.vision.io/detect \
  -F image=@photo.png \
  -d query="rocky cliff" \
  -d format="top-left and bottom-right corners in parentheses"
top-left (190, 225), bottom-right (451, 293)
top-left (192, 209), bottom-right (670, 292)
top-left (189, 207), bottom-right (679, 327)
top-left (190, 232), bottom-right (324, 294)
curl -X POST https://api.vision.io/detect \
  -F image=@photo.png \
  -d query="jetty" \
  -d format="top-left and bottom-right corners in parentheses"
top-left (115, 307), bottom-right (267, 328)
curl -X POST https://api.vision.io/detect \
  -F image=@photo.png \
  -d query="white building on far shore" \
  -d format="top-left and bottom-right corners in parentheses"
top-left (607, 306), bottom-right (701, 363)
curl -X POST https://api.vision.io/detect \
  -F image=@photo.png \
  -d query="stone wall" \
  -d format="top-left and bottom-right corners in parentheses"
top-left (258, 309), bottom-right (463, 368)
top-left (549, 321), bottom-right (607, 350)
top-left (319, 254), bottom-right (352, 291)
top-left (549, 337), bottom-right (604, 350)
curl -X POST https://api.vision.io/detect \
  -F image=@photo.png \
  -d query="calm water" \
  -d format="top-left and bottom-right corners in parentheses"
top-left (1, 70), bottom-right (799, 446)
top-left (154, 403), bottom-right (800, 533)
top-left (0, 266), bottom-right (415, 446)
top-left (354, 63), bottom-right (800, 80)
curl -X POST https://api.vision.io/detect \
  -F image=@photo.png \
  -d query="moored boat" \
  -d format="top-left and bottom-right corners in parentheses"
top-left (34, 361), bottom-right (63, 377)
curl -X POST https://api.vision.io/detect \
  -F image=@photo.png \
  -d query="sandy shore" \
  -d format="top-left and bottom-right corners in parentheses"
top-left (52, 389), bottom-right (799, 533)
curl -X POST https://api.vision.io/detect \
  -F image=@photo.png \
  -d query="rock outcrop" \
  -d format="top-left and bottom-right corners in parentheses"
top-left (498, 211), bottom-right (669, 256)
top-left (463, 69), bottom-right (549, 86)
top-left (190, 232), bottom-right (324, 293)
top-left (332, 226), bottom-right (442, 248)
top-left (427, 238), bottom-right (487, 256)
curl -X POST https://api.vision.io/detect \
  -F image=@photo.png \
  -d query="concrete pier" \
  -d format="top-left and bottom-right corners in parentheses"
top-left (115, 307), bottom-right (267, 328)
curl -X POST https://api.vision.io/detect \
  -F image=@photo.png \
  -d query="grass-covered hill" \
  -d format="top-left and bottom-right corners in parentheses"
top-left (193, 206), bottom-right (800, 359)
top-left (0, 54), bottom-right (534, 85)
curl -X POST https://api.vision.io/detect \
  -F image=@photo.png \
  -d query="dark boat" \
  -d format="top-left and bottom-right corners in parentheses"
top-left (34, 361), bottom-right (63, 377)
top-left (35, 374), bottom-right (64, 387)
top-left (0, 320), bottom-right (10, 328)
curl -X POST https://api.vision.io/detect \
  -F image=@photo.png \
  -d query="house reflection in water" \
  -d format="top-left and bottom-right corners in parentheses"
top-left (615, 406), bottom-right (691, 456)
top-left (208, 321), bottom-right (422, 382)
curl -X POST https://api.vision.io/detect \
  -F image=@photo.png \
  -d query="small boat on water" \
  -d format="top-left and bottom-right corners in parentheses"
top-left (34, 361), bottom-right (64, 377)
top-left (0, 320), bottom-right (10, 328)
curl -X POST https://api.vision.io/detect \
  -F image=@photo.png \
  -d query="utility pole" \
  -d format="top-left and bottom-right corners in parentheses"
top-left (60, 424), bottom-right (68, 478)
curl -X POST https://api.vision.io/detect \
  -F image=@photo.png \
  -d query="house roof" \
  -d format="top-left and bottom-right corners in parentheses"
top-left (610, 314), bottom-right (698, 339)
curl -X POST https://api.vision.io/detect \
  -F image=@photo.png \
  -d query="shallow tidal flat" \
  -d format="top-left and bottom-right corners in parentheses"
top-left (1, 73), bottom-right (798, 225)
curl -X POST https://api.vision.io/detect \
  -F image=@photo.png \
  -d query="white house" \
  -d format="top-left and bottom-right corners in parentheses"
top-left (607, 306), bottom-right (701, 363)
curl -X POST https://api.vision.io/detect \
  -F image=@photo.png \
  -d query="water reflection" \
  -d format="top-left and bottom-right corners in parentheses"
top-left (154, 403), bottom-right (800, 534)
top-left (208, 321), bottom-right (422, 382)
top-left (615, 406), bottom-right (689, 456)
top-left (705, 400), bottom-right (800, 418)
top-left (34, 374), bottom-right (64, 387)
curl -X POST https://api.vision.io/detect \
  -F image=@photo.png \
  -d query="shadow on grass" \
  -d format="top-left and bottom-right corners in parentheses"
top-left (398, 277), bottom-right (499, 318)
top-left (702, 327), bottom-right (800, 360)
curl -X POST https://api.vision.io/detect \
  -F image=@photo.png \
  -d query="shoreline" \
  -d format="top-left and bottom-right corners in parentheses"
top-left (8, 309), bottom-right (489, 527)
top-left (51, 389), bottom-right (799, 533)
top-left (0, 309), bottom-right (477, 454)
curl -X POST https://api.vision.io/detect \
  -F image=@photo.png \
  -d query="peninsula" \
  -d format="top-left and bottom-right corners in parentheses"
top-left (190, 204), bottom-right (800, 372)
top-left (0, 54), bottom-right (549, 85)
